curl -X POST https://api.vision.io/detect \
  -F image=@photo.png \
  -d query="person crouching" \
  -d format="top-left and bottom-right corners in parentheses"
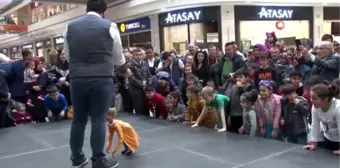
top-left (105, 107), bottom-right (140, 157)
top-left (44, 85), bottom-right (67, 122)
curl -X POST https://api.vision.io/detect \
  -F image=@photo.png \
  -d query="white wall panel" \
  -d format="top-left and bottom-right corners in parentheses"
top-left (313, 6), bottom-right (324, 45)
top-left (150, 15), bottom-right (160, 52)
top-left (220, 5), bottom-right (236, 52)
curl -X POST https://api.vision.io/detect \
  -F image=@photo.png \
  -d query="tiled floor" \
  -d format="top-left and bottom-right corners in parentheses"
top-left (0, 113), bottom-right (339, 168)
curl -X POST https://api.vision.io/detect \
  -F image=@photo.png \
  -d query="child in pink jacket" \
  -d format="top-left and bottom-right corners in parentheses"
top-left (255, 80), bottom-right (282, 139)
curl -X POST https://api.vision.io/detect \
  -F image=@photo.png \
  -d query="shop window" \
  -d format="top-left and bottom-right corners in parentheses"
top-left (163, 24), bottom-right (188, 55)
top-left (319, 20), bottom-right (340, 41)
top-left (189, 23), bottom-right (204, 44)
top-left (121, 35), bottom-right (129, 48)
top-left (129, 32), bottom-right (152, 49)
top-left (240, 20), bottom-right (309, 46)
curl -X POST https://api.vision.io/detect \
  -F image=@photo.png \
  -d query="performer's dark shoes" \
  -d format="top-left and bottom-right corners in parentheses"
top-left (125, 151), bottom-right (133, 156)
top-left (72, 157), bottom-right (89, 167)
top-left (121, 150), bottom-right (127, 155)
top-left (92, 158), bottom-right (119, 168)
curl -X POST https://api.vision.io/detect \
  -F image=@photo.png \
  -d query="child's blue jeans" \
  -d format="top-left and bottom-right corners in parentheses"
top-left (49, 108), bottom-right (63, 122)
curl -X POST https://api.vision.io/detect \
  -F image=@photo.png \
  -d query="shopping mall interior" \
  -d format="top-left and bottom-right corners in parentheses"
top-left (0, 1), bottom-right (340, 168)
top-left (0, 0), bottom-right (339, 57)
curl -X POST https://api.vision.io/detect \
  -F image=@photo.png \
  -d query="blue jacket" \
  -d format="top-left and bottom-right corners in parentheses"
top-left (44, 93), bottom-right (68, 112)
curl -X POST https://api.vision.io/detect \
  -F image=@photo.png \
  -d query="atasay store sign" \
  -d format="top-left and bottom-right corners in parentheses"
top-left (258, 7), bottom-right (293, 19)
top-left (235, 6), bottom-right (313, 21)
top-left (159, 8), bottom-right (204, 26)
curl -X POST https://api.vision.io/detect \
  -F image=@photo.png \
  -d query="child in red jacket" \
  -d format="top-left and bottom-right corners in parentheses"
top-left (145, 86), bottom-right (167, 119)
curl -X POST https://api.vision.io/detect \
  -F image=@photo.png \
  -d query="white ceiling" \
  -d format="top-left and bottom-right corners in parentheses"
top-left (0, 0), bottom-right (12, 11)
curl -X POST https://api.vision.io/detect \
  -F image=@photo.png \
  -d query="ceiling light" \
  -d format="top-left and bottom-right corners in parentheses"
top-left (245, 1), bottom-right (252, 3)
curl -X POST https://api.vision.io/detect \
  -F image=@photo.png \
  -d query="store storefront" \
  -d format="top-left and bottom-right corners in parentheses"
top-left (234, 6), bottom-right (313, 51)
top-left (22, 43), bottom-right (34, 50)
top-left (31, 2), bottom-right (77, 24)
top-left (36, 39), bottom-right (52, 57)
top-left (10, 46), bottom-right (20, 59)
top-left (158, 6), bottom-right (221, 55)
top-left (53, 36), bottom-right (64, 51)
top-left (323, 7), bottom-right (340, 40)
top-left (117, 17), bottom-right (151, 48)
top-left (1, 48), bottom-right (8, 55)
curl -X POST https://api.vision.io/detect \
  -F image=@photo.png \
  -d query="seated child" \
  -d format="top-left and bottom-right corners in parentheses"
top-left (44, 85), bottom-right (67, 122)
top-left (303, 84), bottom-right (340, 155)
top-left (154, 71), bottom-right (176, 97)
top-left (180, 74), bottom-right (200, 105)
top-left (192, 86), bottom-right (229, 132)
top-left (280, 84), bottom-right (310, 144)
top-left (24, 60), bottom-right (43, 106)
top-left (105, 107), bottom-right (140, 157)
top-left (184, 85), bottom-right (217, 127)
top-left (255, 80), bottom-right (282, 139)
top-left (165, 90), bottom-right (186, 122)
top-left (239, 90), bottom-right (258, 136)
top-left (145, 86), bottom-right (167, 119)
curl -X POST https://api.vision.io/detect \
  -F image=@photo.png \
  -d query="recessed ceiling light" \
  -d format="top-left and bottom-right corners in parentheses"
top-left (322, 3), bottom-right (328, 5)
top-left (245, 1), bottom-right (252, 3)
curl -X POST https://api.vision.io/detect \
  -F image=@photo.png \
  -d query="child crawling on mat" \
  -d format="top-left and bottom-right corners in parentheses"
top-left (105, 107), bottom-right (140, 157)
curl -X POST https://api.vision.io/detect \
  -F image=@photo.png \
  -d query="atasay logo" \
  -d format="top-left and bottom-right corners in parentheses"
top-left (258, 7), bottom-right (293, 19)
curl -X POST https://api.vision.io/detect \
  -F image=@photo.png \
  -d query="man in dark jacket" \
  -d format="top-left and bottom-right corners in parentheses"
top-left (8, 49), bottom-right (32, 103)
top-left (0, 70), bottom-right (10, 128)
top-left (128, 48), bottom-right (152, 116)
top-left (300, 41), bottom-right (340, 82)
top-left (216, 42), bottom-right (246, 88)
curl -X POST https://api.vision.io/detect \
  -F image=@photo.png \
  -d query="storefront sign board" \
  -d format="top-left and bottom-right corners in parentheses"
top-left (159, 7), bottom-right (205, 26)
top-left (117, 17), bottom-right (151, 34)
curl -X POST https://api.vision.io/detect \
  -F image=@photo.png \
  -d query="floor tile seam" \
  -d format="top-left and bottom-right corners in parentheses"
top-left (0, 144), bottom-right (172, 162)
top-left (0, 144), bottom-right (69, 161)
top-left (175, 137), bottom-right (218, 149)
top-left (137, 146), bottom-right (173, 156)
top-left (230, 146), bottom-right (300, 168)
top-left (17, 129), bottom-right (56, 148)
top-left (174, 146), bottom-right (239, 166)
top-left (33, 124), bottom-right (168, 136)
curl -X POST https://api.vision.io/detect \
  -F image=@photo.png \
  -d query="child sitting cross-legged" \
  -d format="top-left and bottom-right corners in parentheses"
top-left (105, 107), bottom-right (140, 157)
top-left (165, 90), bottom-right (186, 122)
top-left (239, 90), bottom-right (259, 136)
top-left (44, 85), bottom-right (67, 122)
top-left (192, 86), bottom-right (229, 132)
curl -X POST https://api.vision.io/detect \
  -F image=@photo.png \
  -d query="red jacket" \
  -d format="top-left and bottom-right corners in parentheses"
top-left (145, 93), bottom-right (167, 119)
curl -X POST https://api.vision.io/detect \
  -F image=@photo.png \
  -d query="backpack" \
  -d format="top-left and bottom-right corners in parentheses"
top-left (66, 106), bottom-right (73, 120)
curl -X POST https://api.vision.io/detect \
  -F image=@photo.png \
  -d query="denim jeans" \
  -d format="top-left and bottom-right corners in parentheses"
top-left (49, 108), bottom-right (63, 122)
top-left (69, 77), bottom-right (113, 162)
